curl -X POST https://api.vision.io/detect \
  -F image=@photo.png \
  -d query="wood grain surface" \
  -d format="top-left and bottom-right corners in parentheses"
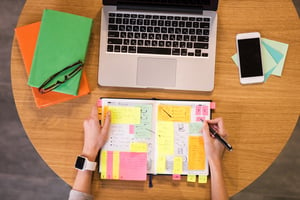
top-left (11, 0), bottom-right (300, 199)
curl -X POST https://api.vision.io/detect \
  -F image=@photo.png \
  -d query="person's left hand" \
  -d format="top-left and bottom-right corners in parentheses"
top-left (82, 104), bottom-right (111, 161)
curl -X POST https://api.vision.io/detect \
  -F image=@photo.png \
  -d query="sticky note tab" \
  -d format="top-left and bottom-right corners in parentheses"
top-left (100, 151), bottom-right (107, 179)
top-left (187, 174), bottom-right (196, 182)
top-left (97, 99), bottom-right (102, 107)
top-left (108, 106), bottom-right (141, 124)
top-left (188, 136), bottom-right (205, 170)
top-left (119, 152), bottom-right (147, 181)
top-left (113, 151), bottom-right (120, 179)
top-left (210, 102), bottom-right (216, 109)
top-left (172, 174), bottom-right (181, 180)
top-left (198, 175), bottom-right (207, 183)
top-left (130, 142), bottom-right (148, 152)
top-left (173, 157), bottom-right (183, 174)
top-left (106, 151), bottom-right (113, 179)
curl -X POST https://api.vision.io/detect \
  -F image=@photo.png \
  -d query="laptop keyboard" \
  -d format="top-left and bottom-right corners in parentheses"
top-left (106, 12), bottom-right (211, 57)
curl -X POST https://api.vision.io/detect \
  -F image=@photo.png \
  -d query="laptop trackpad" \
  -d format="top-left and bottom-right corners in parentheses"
top-left (137, 57), bottom-right (176, 87)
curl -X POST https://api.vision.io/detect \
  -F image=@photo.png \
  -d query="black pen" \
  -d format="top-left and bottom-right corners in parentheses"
top-left (201, 120), bottom-right (233, 151)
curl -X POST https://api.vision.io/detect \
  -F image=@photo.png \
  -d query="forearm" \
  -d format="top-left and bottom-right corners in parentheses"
top-left (209, 160), bottom-right (228, 200)
top-left (72, 153), bottom-right (97, 194)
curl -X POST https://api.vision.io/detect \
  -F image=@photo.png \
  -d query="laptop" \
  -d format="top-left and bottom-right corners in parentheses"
top-left (98, 0), bottom-right (218, 92)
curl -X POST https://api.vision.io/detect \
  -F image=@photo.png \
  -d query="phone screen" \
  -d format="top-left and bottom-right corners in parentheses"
top-left (238, 38), bottom-right (263, 78)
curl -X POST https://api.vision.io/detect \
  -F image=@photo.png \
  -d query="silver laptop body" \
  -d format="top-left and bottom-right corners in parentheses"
top-left (98, 0), bottom-right (218, 91)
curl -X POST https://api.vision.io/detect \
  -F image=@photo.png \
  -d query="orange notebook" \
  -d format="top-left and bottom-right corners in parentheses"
top-left (15, 22), bottom-right (90, 108)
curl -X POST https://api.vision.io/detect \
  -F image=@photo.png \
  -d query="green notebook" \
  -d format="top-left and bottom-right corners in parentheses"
top-left (28, 9), bottom-right (93, 95)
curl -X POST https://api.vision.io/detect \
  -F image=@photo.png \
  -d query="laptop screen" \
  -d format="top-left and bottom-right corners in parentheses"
top-left (103, 0), bottom-right (218, 11)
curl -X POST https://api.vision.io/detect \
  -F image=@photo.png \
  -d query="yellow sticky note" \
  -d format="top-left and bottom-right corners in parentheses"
top-left (130, 143), bottom-right (148, 152)
top-left (157, 121), bottom-right (174, 155)
top-left (108, 106), bottom-right (141, 124)
top-left (100, 151), bottom-right (107, 179)
top-left (156, 155), bottom-right (166, 173)
top-left (158, 105), bottom-right (191, 122)
top-left (188, 136), bottom-right (205, 170)
top-left (113, 151), bottom-right (120, 179)
top-left (173, 157), bottom-right (183, 174)
top-left (187, 174), bottom-right (196, 182)
top-left (198, 175), bottom-right (207, 183)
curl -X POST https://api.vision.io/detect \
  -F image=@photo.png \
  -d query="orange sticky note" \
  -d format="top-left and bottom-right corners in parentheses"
top-left (188, 136), bottom-right (205, 170)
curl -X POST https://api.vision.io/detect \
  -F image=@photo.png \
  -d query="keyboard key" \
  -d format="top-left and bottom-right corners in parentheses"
top-left (172, 48), bottom-right (180, 55)
top-left (114, 45), bottom-right (120, 52)
top-left (202, 53), bottom-right (208, 57)
top-left (130, 39), bottom-right (137, 45)
top-left (109, 18), bottom-right (115, 24)
top-left (121, 46), bottom-right (128, 53)
top-left (120, 32), bottom-right (126, 38)
top-left (197, 36), bottom-right (209, 42)
top-left (138, 47), bottom-right (171, 55)
top-left (123, 39), bottom-right (129, 45)
top-left (108, 25), bottom-right (118, 30)
top-left (182, 28), bottom-right (188, 34)
top-left (200, 22), bottom-right (210, 28)
top-left (145, 40), bottom-right (151, 46)
top-left (138, 40), bottom-right (144, 46)
top-left (107, 45), bottom-right (113, 52)
top-left (152, 40), bottom-right (158, 46)
top-left (116, 18), bottom-right (122, 24)
top-left (195, 49), bottom-right (201, 56)
top-left (194, 43), bottom-right (209, 49)
top-left (159, 41), bottom-right (165, 47)
top-left (129, 46), bottom-right (137, 53)
top-left (181, 49), bottom-right (188, 56)
top-left (108, 38), bottom-right (122, 44)
top-left (119, 25), bottom-right (125, 31)
top-left (203, 29), bottom-right (210, 35)
top-left (108, 31), bottom-right (119, 38)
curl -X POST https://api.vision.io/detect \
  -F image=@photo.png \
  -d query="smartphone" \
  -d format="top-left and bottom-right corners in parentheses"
top-left (236, 32), bottom-right (264, 84)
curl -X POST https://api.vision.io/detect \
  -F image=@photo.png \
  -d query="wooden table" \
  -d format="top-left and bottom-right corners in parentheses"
top-left (11, 0), bottom-right (300, 199)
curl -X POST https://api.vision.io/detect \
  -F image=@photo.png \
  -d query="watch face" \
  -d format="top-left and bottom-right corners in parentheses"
top-left (75, 156), bottom-right (85, 169)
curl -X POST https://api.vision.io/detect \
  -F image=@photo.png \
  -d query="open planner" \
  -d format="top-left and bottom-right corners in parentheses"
top-left (98, 98), bottom-right (215, 181)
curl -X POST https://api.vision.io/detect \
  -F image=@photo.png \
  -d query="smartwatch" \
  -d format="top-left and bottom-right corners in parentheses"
top-left (75, 155), bottom-right (97, 171)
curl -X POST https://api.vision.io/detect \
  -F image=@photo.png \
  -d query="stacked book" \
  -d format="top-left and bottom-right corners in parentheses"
top-left (15, 9), bottom-right (93, 108)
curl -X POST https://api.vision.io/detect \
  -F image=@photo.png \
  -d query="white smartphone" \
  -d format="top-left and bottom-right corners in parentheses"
top-left (236, 32), bottom-right (264, 84)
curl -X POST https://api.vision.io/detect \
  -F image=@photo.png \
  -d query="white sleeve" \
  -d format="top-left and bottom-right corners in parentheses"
top-left (68, 189), bottom-right (94, 200)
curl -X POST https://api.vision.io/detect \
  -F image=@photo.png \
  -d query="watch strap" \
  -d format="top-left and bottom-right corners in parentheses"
top-left (85, 159), bottom-right (97, 171)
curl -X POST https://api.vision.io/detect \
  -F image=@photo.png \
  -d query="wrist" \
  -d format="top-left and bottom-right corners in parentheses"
top-left (81, 151), bottom-right (98, 162)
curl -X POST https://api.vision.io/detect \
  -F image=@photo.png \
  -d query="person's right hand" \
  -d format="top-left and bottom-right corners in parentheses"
top-left (202, 117), bottom-right (228, 164)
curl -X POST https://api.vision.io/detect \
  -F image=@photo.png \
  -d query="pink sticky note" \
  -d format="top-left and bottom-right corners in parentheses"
top-left (210, 102), bottom-right (216, 109)
top-left (196, 116), bottom-right (206, 122)
top-left (106, 151), bottom-right (113, 179)
top-left (119, 152), bottom-right (147, 181)
top-left (129, 125), bottom-right (135, 134)
top-left (202, 106), bottom-right (209, 116)
top-left (172, 174), bottom-right (181, 180)
top-left (195, 105), bottom-right (202, 115)
top-left (97, 99), bottom-right (102, 107)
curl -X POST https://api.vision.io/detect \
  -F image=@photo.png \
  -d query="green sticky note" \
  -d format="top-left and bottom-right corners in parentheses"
top-left (261, 38), bottom-right (288, 76)
top-left (28, 9), bottom-right (93, 95)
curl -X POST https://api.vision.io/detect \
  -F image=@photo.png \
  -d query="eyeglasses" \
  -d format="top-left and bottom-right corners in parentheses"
top-left (38, 60), bottom-right (84, 94)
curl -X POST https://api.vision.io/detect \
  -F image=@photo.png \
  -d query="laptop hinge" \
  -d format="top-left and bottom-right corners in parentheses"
top-left (117, 3), bottom-right (203, 15)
